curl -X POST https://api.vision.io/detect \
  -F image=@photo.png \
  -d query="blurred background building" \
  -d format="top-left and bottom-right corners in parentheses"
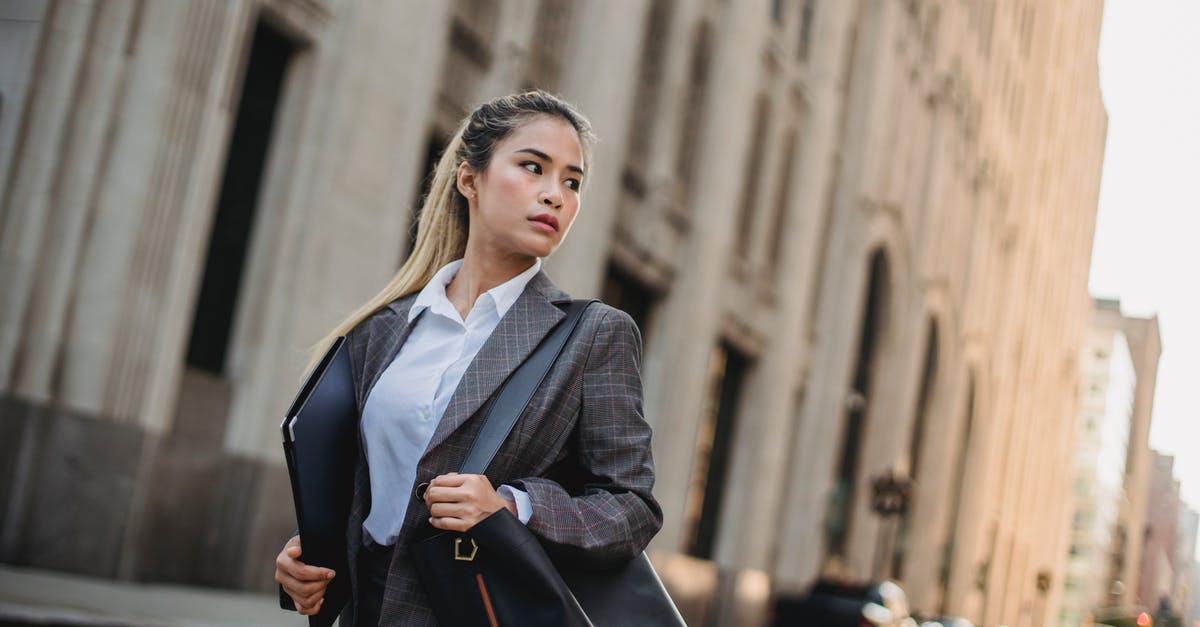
top-left (1135, 451), bottom-right (1199, 625)
top-left (1056, 299), bottom-right (1163, 626)
top-left (0, 0), bottom-right (1124, 625)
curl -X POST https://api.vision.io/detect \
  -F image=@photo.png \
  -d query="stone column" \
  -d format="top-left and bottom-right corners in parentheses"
top-left (13, 0), bottom-right (139, 404)
top-left (0, 0), bottom-right (95, 395)
top-left (0, 0), bottom-right (51, 218)
top-left (640, 0), bottom-right (770, 554)
top-left (542, 0), bottom-right (650, 297)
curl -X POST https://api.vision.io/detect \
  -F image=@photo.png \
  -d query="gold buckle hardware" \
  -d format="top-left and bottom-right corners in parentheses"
top-left (454, 537), bottom-right (478, 562)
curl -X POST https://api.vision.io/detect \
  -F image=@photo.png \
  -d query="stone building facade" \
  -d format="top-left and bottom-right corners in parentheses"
top-left (0, 1), bottom-right (1107, 625)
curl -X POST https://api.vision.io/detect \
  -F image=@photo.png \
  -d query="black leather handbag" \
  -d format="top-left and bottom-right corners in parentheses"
top-left (410, 300), bottom-right (685, 627)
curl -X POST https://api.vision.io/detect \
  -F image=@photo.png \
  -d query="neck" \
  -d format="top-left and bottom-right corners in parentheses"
top-left (445, 250), bottom-right (537, 319)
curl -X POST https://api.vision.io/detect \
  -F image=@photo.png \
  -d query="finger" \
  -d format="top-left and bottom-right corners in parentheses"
top-left (279, 575), bottom-right (325, 602)
top-left (286, 558), bottom-right (335, 583)
top-left (430, 473), bottom-right (467, 487)
top-left (280, 549), bottom-right (334, 581)
top-left (424, 485), bottom-right (471, 504)
top-left (299, 598), bottom-right (324, 616)
top-left (429, 516), bottom-right (471, 532)
top-left (301, 588), bottom-right (326, 609)
top-left (293, 578), bottom-right (331, 598)
top-left (429, 502), bottom-right (472, 519)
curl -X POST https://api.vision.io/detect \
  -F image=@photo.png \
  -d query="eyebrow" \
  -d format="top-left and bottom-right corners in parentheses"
top-left (515, 148), bottom-right (585, 176)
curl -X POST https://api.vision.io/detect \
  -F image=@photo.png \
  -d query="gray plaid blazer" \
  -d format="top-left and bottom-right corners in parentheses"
top-left (339, 271), bottom-right (662, 626)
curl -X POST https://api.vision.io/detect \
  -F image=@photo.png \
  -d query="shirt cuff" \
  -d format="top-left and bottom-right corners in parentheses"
top-left (496, 485), bottom-right (532, 524)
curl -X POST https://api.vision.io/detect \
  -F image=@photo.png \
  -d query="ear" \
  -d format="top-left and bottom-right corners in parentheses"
top-left (456, 162), bottom-right (477, 200)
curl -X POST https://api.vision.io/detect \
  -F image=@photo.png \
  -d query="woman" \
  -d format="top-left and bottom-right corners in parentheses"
top-left (274, 90), bottom-right (662, 626)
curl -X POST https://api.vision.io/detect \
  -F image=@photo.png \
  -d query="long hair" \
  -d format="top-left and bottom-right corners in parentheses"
top-left (308, 90), bottom-right (595, 368)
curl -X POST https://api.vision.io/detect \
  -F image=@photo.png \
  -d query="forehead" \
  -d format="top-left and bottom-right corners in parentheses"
top-left (498, 116), bottom-right (584, 164)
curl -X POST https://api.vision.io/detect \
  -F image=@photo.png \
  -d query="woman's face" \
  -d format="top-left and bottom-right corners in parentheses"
top-left (459, 115), bottom-right (585, 262)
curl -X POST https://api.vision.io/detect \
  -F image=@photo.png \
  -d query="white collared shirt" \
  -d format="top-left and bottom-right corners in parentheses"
top-left (361, 259), bottom-right (540, 546)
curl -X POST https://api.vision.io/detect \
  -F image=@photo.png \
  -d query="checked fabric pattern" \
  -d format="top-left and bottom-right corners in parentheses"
top-left (338, 271), bottom-right (662, 626)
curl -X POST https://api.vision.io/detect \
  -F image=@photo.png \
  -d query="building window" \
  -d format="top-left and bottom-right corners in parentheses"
top-left (767, 129), bottom-right (799, 273)
top-left (684, 343), bottom-right (751, 560)
top-left (825, 250), bottom-right (891, 559)
top-left (186, 20), bottom-right (296, 374)
top-left (771, 0), bottom-right (785, 25)
top-left (734, 95), bottom-right (771, 259)
top-left (401, 131), bottom-right (450, 266)
top-left (624, 0), bottom-right (673, 178)
top-left (443, 0), bottom-right (498, 112)
top-left (525, 0), bottom-right (572, 91)
top-left (676, 22), bottom-right (713, 197)
top-left (599, 265), bottom-right (658, 347)
top-left (797, 0), bottom-right (816, 61)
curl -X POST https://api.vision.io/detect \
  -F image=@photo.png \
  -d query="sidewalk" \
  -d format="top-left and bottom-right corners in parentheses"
top-left (0, 566), bottom-right (299, 626)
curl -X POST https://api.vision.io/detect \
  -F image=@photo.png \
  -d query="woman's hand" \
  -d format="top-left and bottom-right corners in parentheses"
top-left (274, 535), bottom-right (335, 616)
top-left (424, 472), bottom-right (517, 532)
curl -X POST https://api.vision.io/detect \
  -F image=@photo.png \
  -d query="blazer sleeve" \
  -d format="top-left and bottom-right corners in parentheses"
top-left (510, 307), bottom-right (664, 565)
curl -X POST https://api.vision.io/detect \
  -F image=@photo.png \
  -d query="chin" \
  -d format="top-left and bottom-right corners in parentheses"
top-left (521, 240), bottom-right (559, 260)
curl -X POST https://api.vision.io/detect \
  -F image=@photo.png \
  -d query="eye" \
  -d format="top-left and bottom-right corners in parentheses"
top-left (521, 161), bottom-right (542, 174)
top-left (564, 178), bottom-right (581, 191)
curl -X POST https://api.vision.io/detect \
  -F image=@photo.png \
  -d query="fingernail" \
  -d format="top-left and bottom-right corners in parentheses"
top-left (327, 571), bottom-right (335, 579)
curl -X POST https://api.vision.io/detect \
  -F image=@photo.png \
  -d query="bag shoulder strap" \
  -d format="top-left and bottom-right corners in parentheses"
top-left (459, 299), bottom-right (597, 475)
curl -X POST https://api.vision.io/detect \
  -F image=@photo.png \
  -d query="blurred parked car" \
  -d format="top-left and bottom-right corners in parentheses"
top-left (769, 578), bottom-right (919, 627)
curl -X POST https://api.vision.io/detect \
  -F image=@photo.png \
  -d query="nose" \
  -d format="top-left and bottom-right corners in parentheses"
top-left (539, 189), bottom-right (562, 210)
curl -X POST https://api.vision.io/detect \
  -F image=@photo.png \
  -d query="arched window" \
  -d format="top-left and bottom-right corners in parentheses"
top-left (825, 249), bottom-right (891, 559)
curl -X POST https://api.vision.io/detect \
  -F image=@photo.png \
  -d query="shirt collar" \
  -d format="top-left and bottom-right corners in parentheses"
top-left (409, 258), bottom-right (542, 323)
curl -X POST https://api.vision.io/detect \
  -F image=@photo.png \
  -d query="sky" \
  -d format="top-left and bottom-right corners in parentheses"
top-left (1088, 0), bottom-right (1200, 519)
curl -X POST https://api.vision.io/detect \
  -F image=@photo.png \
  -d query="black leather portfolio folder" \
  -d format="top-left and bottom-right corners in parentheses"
top-left (281, 336), bottom-right (357, 627)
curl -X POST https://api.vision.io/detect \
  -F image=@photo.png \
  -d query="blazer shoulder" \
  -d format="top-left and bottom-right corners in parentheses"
top-left (578, 302), bottom-right (641, 347)
top-left (580, 301), bottom-right (627, 326)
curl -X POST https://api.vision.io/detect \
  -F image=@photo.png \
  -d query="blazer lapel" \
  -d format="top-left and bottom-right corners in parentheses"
top-left (422, 271), bottom-right (571, 458)
top-left (353, 294), bottom-right (421, 410)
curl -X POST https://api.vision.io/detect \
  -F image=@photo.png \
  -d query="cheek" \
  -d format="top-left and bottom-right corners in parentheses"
top-left (559, 202), bottom-right (581, 234)
top-left (490, 170), bottom-right (529, 204)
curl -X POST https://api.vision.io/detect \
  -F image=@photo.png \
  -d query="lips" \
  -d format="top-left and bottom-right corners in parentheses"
top-left (530, 214), bottom-right (559, 232)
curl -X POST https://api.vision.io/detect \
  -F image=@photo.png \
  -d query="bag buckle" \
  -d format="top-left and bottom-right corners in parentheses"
top-left (454, 537), bottom-right (478, 561)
